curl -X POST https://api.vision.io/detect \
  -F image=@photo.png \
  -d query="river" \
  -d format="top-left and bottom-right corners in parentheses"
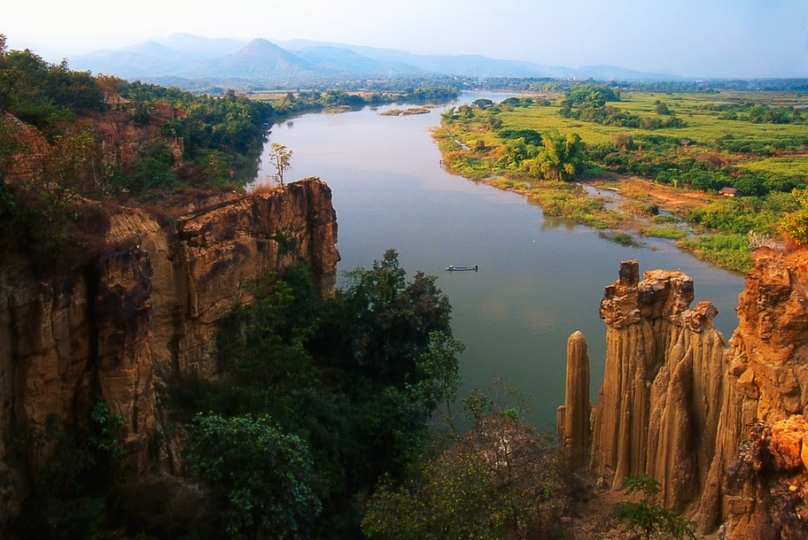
top-left (256, 92), bottom-right (745, 430)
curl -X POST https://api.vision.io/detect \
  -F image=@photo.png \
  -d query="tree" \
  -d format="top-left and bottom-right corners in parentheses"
top-left (612, 475), bottom-right (696, 540)
top-left (781, 188), bottom-right (808, 245)
top-left (186, 413), bottom-right (321, 540)
top-left (530, 132), bottom-right (585, 181)
top-left (655, 100), bottom-right (672, 115)
top-left (268, 142), bottom-right (292, 186)
top-left (172, 255), bottom-right (461, 537)
top-left (472, 98), bottom-right (494, 110)
top-left (324, 249), bottom-right (453, 387)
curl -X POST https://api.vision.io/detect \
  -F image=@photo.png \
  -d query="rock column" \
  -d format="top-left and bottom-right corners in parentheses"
top-left (561, 331), bottom-right (591, 468)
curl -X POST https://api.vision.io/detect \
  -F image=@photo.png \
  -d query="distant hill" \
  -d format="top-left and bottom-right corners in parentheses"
top-left (295, 46), bottom-right (423, 76)
top-left (71, 33), bottom-right (680, 85)
top-left (188, 39), bottom-right (315, 79)
top-left (158, 33), bottom-right (246, 55)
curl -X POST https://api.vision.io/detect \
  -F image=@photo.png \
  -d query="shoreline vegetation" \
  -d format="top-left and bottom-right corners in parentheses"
top-left (379, 107), bottom-right (432, 116)
top-left (432, 88), bottom-right (808, 273)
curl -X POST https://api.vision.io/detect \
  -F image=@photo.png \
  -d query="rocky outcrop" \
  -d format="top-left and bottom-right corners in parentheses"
top-left (557, 331), bottom-right (590, 468)
top-left (703, 247), bottom-right (808, 536)
top-left (573, 249), bottom-right (808, 537)
top-left (718, 417), bottom-right (808, 539)
top-left (0, 178), bottom-right (339, 522)
top-left (587, 261), bottom-right (726, 512)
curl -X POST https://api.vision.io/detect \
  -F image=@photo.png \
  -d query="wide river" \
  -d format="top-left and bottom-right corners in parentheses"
top-left (257, 92), bottom-right (745, 430)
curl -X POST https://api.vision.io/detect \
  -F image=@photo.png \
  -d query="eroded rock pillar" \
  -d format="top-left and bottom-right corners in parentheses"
top-left (561, 330), bottom-right (590, 468)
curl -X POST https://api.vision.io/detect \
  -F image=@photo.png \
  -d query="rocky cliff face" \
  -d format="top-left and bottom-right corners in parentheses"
top-left (589, 261), bottom-right (726, 513)
top-left (572, 250), bottom-right (808, 537)
top-left (707, 247), bottom-right (808, 538)
top-left (0, 178), bottom-right (339, 522)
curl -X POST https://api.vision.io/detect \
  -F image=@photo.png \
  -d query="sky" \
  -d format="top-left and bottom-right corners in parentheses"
top-left (4, 0), bottom-right (808, 78)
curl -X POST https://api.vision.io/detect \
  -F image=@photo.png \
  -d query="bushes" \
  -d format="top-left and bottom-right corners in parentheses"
top-left (13, 401), bottom-right (124, 540)
top-left (363, 381), bottom-right (575, 540)
top-left (678, 234), bottom-right (753, 273)
top-left (612, 475), bottom-right (696, 540)
top-left (110, 142), bottom-right (176, 193)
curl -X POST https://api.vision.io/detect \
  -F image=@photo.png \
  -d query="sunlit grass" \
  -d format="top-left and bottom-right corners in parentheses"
top-left (497, 92), bottom-right (808, 153)
top-left (641, 226), bottom-right (688, 240)
top-left (740, 157), bottom-right (808, 178)
top-left (678, 234), bottom-right (753, 273)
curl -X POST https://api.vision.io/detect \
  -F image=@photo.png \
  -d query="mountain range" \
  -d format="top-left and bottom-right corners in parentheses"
top-left (69, 33), bottom-right (680, 87)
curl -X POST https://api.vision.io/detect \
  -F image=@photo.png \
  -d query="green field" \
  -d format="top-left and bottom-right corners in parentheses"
top-left (433, 88), bottom-right (808, 273)
top-left (498, 92), bottom-right (808, 153)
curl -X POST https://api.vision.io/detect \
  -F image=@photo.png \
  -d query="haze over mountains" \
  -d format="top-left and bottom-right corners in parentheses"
top-left (70, 33), bottom-right (679, 88)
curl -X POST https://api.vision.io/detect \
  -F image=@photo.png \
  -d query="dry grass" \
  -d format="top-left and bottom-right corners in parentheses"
top-left (251, 182), bottom-right (282, 195)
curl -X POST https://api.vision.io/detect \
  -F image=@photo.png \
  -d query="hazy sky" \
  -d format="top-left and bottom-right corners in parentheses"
top-left (5, 0), bottom-right (807, 78)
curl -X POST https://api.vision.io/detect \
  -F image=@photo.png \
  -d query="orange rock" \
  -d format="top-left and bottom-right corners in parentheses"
top-left (0, 178), bottom-right (339, 522)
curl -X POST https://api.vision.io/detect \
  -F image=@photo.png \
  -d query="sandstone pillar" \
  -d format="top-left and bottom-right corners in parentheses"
top-left (562, 330), bottom-right (590, 468)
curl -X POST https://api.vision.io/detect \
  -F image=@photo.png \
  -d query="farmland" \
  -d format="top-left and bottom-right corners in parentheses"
top-left (433, 87), bottom-right (808, 272)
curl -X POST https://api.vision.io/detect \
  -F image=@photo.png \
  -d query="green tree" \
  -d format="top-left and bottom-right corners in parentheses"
top-left (268, 142), bottom-right (293, 186)
top-left (322, 248), bottom-right (453, 387)
top-left (612, 475), bottom-right (696, 540)
top-left (40, 123), bottom-right (109, 204)
top-left (186, 413), bottom-right (321, 540)
top-left (110, 141), bottom-right (175, 192)
top-left (655, 100), bottom-right (672, 115)
top-left (472, 98), bottom-right (494, 110)
top-left (531, 132), bottom-right (585, 181)
top-left (780, 188), bottom-right (808, 244)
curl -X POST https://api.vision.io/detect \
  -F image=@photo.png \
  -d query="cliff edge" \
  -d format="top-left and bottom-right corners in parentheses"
top-left (567, 251), bottom-right (808, 538)
top-left (0, 178), bottom-right (339, 522)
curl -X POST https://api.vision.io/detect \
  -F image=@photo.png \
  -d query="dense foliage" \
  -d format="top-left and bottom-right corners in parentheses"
top-left (0, 35), bottom-right (105, 137)
top-left (169, 251), bottom-right (461, 538)
top-left (362, 380), bottom-right (576, 540)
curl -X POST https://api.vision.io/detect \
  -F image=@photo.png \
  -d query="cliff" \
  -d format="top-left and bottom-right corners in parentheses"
top-left (569, 251), bottom-right (808, 537)
top-left (707, 247), bottom-right (808, 538)
top-left (588, 261), bottom-right (726, 512)
top-left (0, 178), bottom-right (339, 522)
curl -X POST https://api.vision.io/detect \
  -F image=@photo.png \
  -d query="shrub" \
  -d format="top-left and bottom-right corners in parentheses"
top-left (612, 475), bottom-right (696, 540)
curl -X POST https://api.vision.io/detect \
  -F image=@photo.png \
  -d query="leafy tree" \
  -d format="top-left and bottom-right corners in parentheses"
top-left (186, 413), bottom-right (321, 539)
top-left (564, 84), bottom-right (620, 106)
top-left (472, 98), bottom-right (494, 110)
top-left (39, 122), bottom-right (109, 204)
top-left (268, 142), bottom-right (293, 186)
top-left (655, 100), bottom-right (672, 115)
top-left (13, 400), bottom-right (124, 540)
top-left (498, 128), bottom-right (543, 146)
top-left (612, 475), bottom-right (696, 540)
top-left (321, 249), bottom-right (452, 387)
top-left (530, 132), bottom-right (585, 181)
top-left (780, 188), bottom-right (808, 245)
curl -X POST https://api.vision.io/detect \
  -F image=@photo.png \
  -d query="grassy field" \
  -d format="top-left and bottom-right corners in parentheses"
top-left (498, 92), bottom-right (808, 153)
top-left (740, 156), bottom-right (808, 177)
top-left (433, 88), bottom-right (808, 273)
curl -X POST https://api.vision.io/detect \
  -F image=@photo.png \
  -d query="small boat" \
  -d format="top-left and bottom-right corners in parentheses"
top-left (446, 265), bottom-right (479, 272)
